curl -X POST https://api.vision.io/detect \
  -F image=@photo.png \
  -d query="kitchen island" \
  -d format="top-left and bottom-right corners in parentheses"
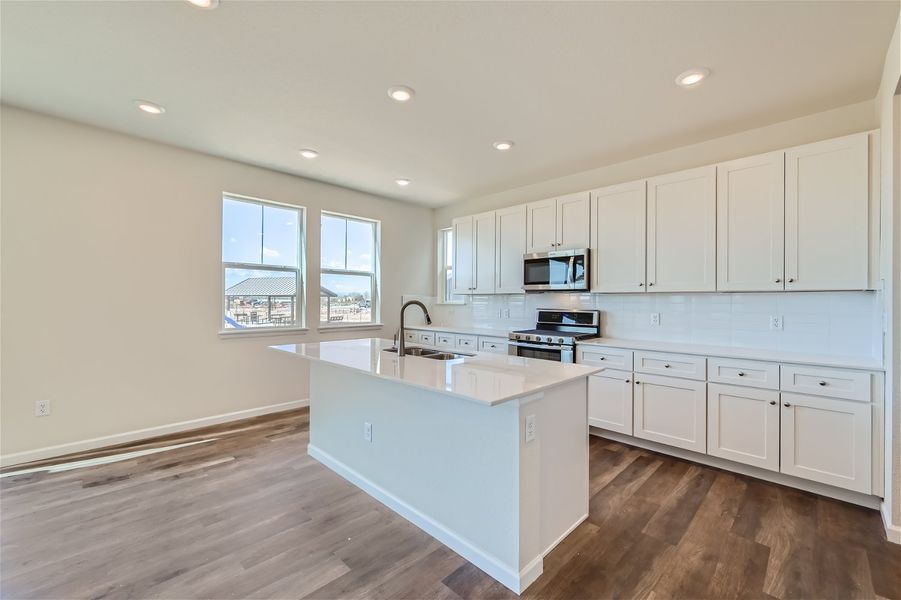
top-left (270, 338), bottom-right (601, 594)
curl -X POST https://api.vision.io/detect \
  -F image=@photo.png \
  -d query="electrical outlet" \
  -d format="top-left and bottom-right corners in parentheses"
top-left (363, 421), bottom-right (372, 443)
top-left (525, 414), bottom-right (537, 443)
top-left (650, 313), bottom-right (660, 327)
top-left (769, 316), bottom-right (783, 331)
top-left (504, 308), bottom-right (510, 319)
top-left (35, 400), bottom-right (50, 417)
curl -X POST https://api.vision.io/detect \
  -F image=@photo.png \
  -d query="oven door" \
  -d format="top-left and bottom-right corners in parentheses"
top-left (508, 341), bottom-right (574, 363)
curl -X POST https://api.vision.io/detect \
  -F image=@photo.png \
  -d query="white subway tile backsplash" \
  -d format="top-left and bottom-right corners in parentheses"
top-left (427, 290), bottom-right (881, 361)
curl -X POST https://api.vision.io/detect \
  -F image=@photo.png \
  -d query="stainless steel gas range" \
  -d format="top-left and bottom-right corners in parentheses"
top-left (508, 309), bottom-right (601, 363)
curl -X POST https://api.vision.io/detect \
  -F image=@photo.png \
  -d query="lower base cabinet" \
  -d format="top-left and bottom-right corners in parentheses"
top-left (780, 392), bottom-right (872, 494)
top-left (633, 374), bottom-right (706, 453)
top-left (707, 383), bottom-right (780, 472)
top-left (588, 370), bottom-right (633, 435)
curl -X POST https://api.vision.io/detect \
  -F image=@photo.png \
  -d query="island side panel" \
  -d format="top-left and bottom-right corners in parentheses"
top-left (309, 361), bottom-right (521, 579)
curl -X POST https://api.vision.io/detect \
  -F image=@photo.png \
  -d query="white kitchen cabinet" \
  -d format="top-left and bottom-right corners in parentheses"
top-left (780, 392), bottom-right (872, 493)
top-left (557, 192), bottom-right (591, 250)
top-left (646, 165), bottom-right (716, 292)
top-left (452, 216), bottom-right (475, 295)
top-left (495, 205), bottom-right (527, 294)
top-left (785, 133), bottom-right (869, 291)
top-left (707, 384), bottom-right (780, 472)
top-left (588, 370), bottom-right (633, 435)
top-left (452, 212), bottom-right (495, 294)
top-left (716, 151), bottom-right (785, 291)
top-left (473, 211), bottom-right (496, 294)
top-left (590, 180), bottom-right (647, 292)
top-left (633, 373), bottom-right (706, 453)
top-left (525, 198), bottom-right (558, 253)
top-left (526, 194), bottom-right (590, 253)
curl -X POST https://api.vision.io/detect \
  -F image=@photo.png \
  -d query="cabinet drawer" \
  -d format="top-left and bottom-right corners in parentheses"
top-left (634, 351), bottom-right (706, 381)
top-left (418, 332), bottom-right (435, 346)
top-left (708, 358), bottom-right (779, 390)
top-left (478, 337), bottom-right (507, 354)
top-left (780, 365), bottom-right (871, 402)
top-left (404, 331), bottom-right (418, 343)
top-left (455, 335), bottom-right (478, 350)
top-left (578, 346), bottom-right (633, 370)
top-left (435, 333), bottom-right (455, 347)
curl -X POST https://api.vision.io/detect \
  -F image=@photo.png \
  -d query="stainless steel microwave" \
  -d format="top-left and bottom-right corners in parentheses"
top-left (522, 248), bottom-right (589, 292)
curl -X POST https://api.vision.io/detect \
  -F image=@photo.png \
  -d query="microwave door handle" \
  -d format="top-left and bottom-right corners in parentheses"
top-left (567, 256), bottom-right (575, 287)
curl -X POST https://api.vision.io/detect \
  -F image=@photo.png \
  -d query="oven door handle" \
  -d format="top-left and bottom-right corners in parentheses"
top-left (508, 341), bottom-right (565, 351)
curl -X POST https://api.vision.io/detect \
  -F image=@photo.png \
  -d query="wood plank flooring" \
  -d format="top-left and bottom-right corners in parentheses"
top-left (2, 408), bottom-right (898, 599)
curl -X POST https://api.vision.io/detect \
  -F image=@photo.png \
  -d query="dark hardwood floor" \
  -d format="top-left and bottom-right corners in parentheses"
top-left (2, 408), bottom-right (898, 599)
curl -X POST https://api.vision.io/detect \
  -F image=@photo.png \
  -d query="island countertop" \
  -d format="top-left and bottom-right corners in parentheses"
top-left (270, 337), bottom-right (602, 405)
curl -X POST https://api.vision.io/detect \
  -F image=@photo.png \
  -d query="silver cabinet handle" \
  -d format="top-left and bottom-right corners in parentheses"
top-left (775, 278), bottom-right (781, 283)
top-left (769, 400), bottom-right (777, 405)
top-left (599, 357), bottom-right (605, 360)
top-left (664, 364), bottom-right (671, 368)
top-left (648, 282), bottom-right (654, 287)
top-left (625, 379), bottom-right (631, 383)
top-left (784, 402), bottom-right (791, 407)
top-left (738, 372), bottom-right (745, 376)
top-left (818, 381), bottom-right (827, 386)
top-left (788, 278), bottom-right (795, 283)
top-left (639, 282), bottom-right (644, 287)
top-left (635, 381), bottom-right (641, 385)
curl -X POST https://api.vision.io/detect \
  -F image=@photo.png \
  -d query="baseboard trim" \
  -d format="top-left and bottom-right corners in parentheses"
top-left (881, 502), bottom-right (901, 544)
top-left (0, 399), bottom-right (309, 467)
top-left (308, 443), bottom-right (533, 594)
top-left (592, 428), bottom-right (882, 510)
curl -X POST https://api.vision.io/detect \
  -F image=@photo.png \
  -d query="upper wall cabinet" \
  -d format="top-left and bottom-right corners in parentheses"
top-left (526, 193), bottom-right (590, 253)
top-left (716, 151), bottom-right (785, 291)
top-left (785, 133), bottom-right (870, 291)
top-left (495, 205), bottom-right (527, 294)
top-left (591, 180), bottom-right (647, 293)
top-left (647, 165), bottom-right (716, 292)
top-left (452, 211), bottom-right (496, 294)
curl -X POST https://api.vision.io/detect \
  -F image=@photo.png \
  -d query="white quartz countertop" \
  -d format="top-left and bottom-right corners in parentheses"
top-left (577, 337), bottom-right (884, 371)
top-left (404, 324), bottom-right (512, 338)
top-left (271, 338), bottom-right (601, 405)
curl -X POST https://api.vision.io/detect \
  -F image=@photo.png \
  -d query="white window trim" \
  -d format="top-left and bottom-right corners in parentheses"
top-left (319, 211), bottom-right (381, 327)
top-left (219, 193), bottom-right (306, 335)
top-left (437, 227), bottom-right (465, 305)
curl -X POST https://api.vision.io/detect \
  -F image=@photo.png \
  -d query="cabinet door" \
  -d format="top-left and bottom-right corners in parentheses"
top-left (716, 152), bottom-right (785, 291)
top-left (588, 371), bottom-right (633, 434)
top-left (452, 216), bottom-right (474, 294)
top-left (647, 165), bottom-right (716, 292)
top-left (591, 181), bottom-right (646, 292)
top-left (526, 198), bottom-right (558, 253)
top-left (557, 192), bottom-right (591, 250)
top-left (633, 373), bottom-right (706, 452)
top-left (707, 384), bottom-right (779, 472)
top-left (495, 205), bottom-right (527, 294)
top-left (473, 211), bottom-right (496, 294)
top-left (785, 133), bottom-right (869, 290)
top-left (780, 392), bottom-right (871, 493)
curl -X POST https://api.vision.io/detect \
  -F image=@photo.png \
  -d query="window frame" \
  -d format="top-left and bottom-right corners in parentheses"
top-left (437, 227), bottom-right (465, 305)
top-left (219, 192), bottom-right (307, 336)
top-left (318, 210), bottom-right (381, 328)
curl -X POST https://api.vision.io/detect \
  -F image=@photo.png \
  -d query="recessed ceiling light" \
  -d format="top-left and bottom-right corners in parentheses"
top-left (675, 67), bottom-right (710, 88)
top-left (299, 149), bottom-right (319, 159)
top-left (387, 86), bottom-right (415, 102)
top-left (135, 100), bottom-right (165, 115)
top-left (493, 141), bottom-right (514, 151)
top-left (396, 178), bottom-right (411, 187)
top-left (185, 0), bottom-right (219, 8)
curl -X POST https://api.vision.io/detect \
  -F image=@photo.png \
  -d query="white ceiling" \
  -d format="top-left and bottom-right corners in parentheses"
top-left (1, 1), bottom-right (897, 207)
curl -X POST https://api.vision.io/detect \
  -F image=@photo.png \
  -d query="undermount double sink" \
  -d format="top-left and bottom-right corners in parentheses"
top-left (384, 346), bottom-right (471, 361)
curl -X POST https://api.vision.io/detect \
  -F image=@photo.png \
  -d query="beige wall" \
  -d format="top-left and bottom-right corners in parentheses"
top-left (875, 12), bottom-right (901, 530)
top-left (0, 106), bottom-right (434, 459)
top-left (434, 100), bottom-right (877, 227)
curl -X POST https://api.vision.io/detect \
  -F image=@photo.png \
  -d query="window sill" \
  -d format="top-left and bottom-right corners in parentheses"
top-left (435, 301), bottom-right (466, 305)
top-left (219, 327), bottom-right (309, 339)
top-left (317, 323), bottom-right (384, 333)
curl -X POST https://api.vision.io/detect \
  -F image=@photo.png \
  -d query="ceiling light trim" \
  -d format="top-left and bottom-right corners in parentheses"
top-left (675, 67), bottom-right (710, 88)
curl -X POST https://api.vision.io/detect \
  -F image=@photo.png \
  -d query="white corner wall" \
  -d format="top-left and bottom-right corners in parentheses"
top-left (0, 106), bottom-right (434, 460)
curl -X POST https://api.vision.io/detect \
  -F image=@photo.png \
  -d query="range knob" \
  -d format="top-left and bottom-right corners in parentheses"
top-left (546, 336), bottom-right (553, 342)
top-left (558, 337), bottom-right (565, 343)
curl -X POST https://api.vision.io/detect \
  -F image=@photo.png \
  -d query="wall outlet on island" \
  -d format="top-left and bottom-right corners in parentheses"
top-left (35, 400), bottom-right (51, 417)
top-left (363, 421), bottom-right (372, 443)
top-left (650, 313), bottom-right (660, 327)
top-left (769, 316), bottom-right (784, 331)
top-left (525, 414), bottom-right (536, 443)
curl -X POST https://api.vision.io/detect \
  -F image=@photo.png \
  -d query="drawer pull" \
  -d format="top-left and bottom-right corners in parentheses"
top-left (625, 379), bottom-right (631, 383)
top-left (738, 372), bottom-right (745, 377)
top-left (784, 402), bottom-right (791, 407)
top-left (664, 364), bottom-right (671, 368)
top-left (818, 381), bottom-right (827, 386)
top-left (599, 356), bottom-right (605, 360)
top-left (769, 401), bottom-right (776, 405)
top-left (634, 381), bottom-right (641, 385)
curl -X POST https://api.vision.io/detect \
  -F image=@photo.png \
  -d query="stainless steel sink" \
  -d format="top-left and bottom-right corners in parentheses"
top-left (383, 346), bottom-right (470, 360)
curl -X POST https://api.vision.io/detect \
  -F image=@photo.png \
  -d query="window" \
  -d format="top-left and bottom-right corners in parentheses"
top-left (221, 194), bottom-right (304, 331)
top-left (320, 212), bottom-right (379, 325)
top-left (438, 227), bottom-right (463, 304)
